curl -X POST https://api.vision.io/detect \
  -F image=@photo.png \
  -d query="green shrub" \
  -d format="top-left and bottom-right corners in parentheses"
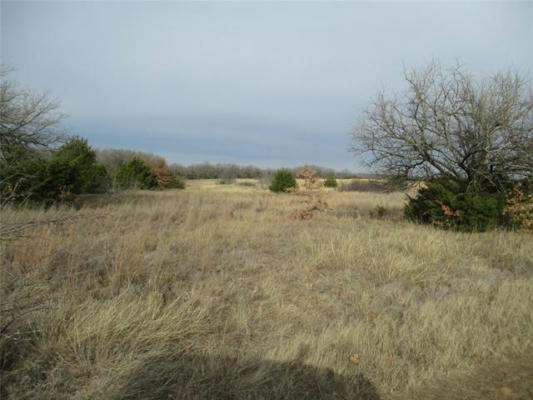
top-left (167, 174), bottom-right (185, 189)
top-left (1, 158), bottom-right (73, 207)
top-left (404, 179), bottom-right (505, 232)
top-left (323, 176), bottom-right (338, 188)
top-left (54, 137), bottom-right (110, 194)
top-left (115, 158), bottom-right (158, 190)
top-left (0, 137), bottom-right (110, 207)
top-left (269, 169), bottom-right (296, 193)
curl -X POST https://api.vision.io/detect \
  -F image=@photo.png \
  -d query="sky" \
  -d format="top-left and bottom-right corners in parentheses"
top-left (1, 1), bottom-right (531, 171)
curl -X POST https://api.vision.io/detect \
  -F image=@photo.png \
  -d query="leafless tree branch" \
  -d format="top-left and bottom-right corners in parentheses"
top-left (0, 65), bottom-right (67, 163)
top-left (351, 61), bottom-right (533, 190)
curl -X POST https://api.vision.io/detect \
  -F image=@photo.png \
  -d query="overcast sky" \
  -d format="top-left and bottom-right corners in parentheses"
top-left (1, 1), bottom-right (531, 170)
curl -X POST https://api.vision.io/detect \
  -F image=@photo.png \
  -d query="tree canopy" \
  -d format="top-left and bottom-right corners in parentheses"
top-left (0, 65), bottom-right (65, 164)
top-left (351, 62), bottom-right (532, 192)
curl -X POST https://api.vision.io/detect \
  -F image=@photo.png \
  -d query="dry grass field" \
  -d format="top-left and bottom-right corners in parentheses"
top-left (1, 179), bottom-right (532, 399)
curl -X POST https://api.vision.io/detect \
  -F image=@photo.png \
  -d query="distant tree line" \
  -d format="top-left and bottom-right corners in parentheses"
top-left (0, 62), bottom-right (356, 208)
top-left (0, 65), bottom-right (358, 208)
top-left (97, 150), bottom-right (361, 182)
top-left (165, 162), bottom-right (358, 181)
top-left (95, 149), bottom-right (184, 190)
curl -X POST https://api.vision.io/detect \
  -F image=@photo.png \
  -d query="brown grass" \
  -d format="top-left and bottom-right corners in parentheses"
top-left (1, 181), bottom-right (532, 399)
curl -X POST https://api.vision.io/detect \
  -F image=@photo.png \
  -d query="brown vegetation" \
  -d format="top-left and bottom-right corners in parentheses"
top-left (337, 179), bottom-right (402, 193)
top-left (148, 157), bottom-right (173, 188)
top-left (504, 187), bottom-right (533, 230)
top-left (296, 167), bottom-right (320, 190)
top-left (1, 180), bottom-right (532, 399)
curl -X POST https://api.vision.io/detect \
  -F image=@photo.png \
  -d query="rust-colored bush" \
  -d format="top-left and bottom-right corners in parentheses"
top-left (296, 167), bottom-right (320, 190)
top-left (504, 187), bottom-right (533, 230)
top-left (148, 158), bottom-right (172, 188)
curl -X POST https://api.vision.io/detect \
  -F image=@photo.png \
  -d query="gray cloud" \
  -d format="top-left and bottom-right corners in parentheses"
top-left (2, 1), bottom-right (531, 170)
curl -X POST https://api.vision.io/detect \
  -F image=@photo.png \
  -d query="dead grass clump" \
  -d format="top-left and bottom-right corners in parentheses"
top-left (237, 181), bottom-right (256, 187)
top-left (332, 207), bottom-right (361, 219)
top-left (338, 179), bottom-right (393, 193)
top-left (0, 212), bottom-right (109, 395)
top-left (369, 205), bottom-right (388, 219)
top-left (3, 290), bottom-right (213, 399)
top-left (288, 192), bottom-right (331, 220)
top-left (218, 178), bottom-right (235, 185)
top-left (289, 209), bottom-right (315, 220)
top-left (392, 351), bottom-right (533, 400)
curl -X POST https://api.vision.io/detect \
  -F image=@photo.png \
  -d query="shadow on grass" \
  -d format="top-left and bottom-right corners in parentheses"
top-left (112, 353), bottom-right (379, 400)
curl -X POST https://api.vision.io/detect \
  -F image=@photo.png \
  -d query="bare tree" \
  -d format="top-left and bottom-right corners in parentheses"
top-left (0, 65), bottom-right (65, 163)
top-left (351, 62), bottom-right (533, 191)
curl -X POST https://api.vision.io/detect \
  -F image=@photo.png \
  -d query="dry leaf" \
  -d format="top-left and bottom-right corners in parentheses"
top-left (349, 354), bottom-right (360, 364)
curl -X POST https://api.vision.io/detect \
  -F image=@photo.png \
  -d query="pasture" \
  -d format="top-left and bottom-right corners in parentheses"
top-left (1, 179), bottom-right (532, 399)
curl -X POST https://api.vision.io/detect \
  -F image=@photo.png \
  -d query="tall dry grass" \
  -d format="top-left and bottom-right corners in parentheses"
top-left (1, 182), bottom-right (532, 399)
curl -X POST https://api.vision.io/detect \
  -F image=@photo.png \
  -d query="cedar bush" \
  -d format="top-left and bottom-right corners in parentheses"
top-left (404, 179), bottom-right (506, 232)
top-left (1, 158), bottom-right (76, 206)
top-left (167, 174), bottom-right (185, 189)
top-left (53, 137), bottom-right (110, 194)
top-left (269, 169), bottom-right (296, 193)
top-left (115, 158), bottom-right (158, 190)
top-left (323, 176), bottom-right (338, 188)
top-left (0, 137), bottom-right (110, 207)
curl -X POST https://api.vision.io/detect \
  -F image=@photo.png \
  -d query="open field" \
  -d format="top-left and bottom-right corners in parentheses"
top-left (1, 180), bottom-right (532, 399)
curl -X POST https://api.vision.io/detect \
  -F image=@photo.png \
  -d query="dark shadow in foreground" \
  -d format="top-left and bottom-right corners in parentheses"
top-left (112, 353), bottom-right (380, 400)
